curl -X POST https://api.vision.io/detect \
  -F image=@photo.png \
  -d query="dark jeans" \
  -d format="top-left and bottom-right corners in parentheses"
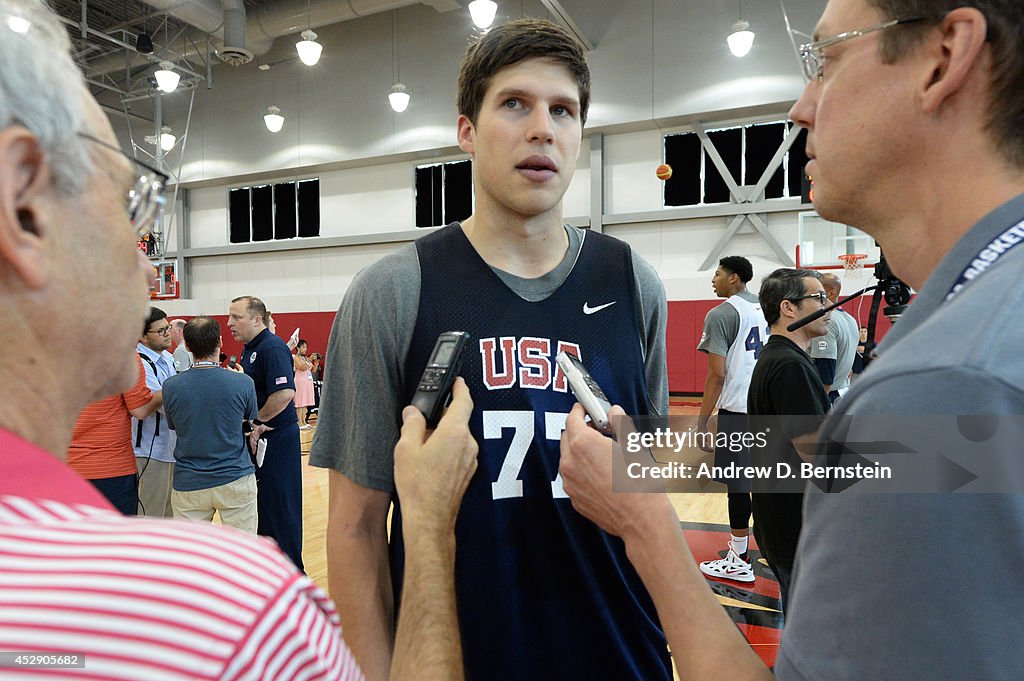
top-left (90, 473), bottom-right (139, 516)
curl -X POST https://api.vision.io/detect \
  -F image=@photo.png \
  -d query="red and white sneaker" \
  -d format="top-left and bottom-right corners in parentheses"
top-left (699, 547), bottom-right (755, 583)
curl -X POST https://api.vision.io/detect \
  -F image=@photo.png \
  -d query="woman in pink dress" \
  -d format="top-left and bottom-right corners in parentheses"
top-left (292, 340), bottom-right (315, 429)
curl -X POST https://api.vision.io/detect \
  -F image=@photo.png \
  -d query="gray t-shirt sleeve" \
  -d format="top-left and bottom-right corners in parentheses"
top-left (809, 320), bottom-right (838, 359)
top-left (697, 302), bottom-right (738, 357)
top-left (308, 246), bottom-right (420, 492)
top-left (631, 251), bottom-right (669, 417)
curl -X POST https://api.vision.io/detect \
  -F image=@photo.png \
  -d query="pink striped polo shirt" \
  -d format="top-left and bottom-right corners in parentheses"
top-left (0, 427), bottom-right (364, 680)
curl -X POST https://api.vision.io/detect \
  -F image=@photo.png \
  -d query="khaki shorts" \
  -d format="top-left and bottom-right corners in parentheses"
top-left (171, 474), bottom-right (258, 534)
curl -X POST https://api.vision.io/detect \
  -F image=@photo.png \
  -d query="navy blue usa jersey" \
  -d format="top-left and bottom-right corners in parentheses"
top-left (392, 224), bottom-right (671, 681)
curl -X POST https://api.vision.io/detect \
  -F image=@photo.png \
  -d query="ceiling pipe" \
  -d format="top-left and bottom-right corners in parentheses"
top-left (86, 0), bottom-right (457, 77)
top-left (219, 0), bottom-right (253, 65)
top-left (150, 0), bottom-right (457, 58)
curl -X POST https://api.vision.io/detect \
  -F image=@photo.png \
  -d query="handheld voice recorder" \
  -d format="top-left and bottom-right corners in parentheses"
top-left (411, 331), bottom-right (471, 428)
top-left (555, 350), bottom-right (613, 433)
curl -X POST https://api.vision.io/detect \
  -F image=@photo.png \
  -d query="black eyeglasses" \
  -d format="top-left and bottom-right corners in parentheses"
top-left (788, 291), bottom-right (829, 306)
top-left (77, 132), bottom-right (169, 238)
top-left (147, 324), bottom-right (172, 336)
top-left (798, 16), bottom-right (932, 81)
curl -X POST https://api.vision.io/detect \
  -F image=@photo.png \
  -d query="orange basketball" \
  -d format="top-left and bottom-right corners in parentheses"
top-left (656, 163), bottom-right (673, 181)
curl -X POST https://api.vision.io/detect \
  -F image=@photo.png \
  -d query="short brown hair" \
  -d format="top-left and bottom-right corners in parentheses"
top-left (867, 0), bottom-right (1024, 167)
top-left (456, 18), bottom-right (591, 126)
top-left (231, 295), bottom-right (267, 325)
top-left (183, 316), bottom-right (220, 359)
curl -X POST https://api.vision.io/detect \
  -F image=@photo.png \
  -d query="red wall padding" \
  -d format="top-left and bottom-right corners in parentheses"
top-left (176, 300), bottom-right (892, 394)
top-left (189, 313), bottom-right (338, 368)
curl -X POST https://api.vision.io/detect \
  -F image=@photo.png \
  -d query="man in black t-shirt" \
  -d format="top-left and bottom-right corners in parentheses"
top-left (747, 269), bottom-right (830, 612)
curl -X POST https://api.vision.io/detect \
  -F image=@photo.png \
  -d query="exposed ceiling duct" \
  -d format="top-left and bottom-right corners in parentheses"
top-left (54, 0), bottom-right (461, 106)
top-left (136, 0), bottom-right (460, 64)
top-left (219, 0), bottom-right (252, 65)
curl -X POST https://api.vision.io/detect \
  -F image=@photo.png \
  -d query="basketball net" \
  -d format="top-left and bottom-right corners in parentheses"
top-left (838, 253), bottom-right (868, 279)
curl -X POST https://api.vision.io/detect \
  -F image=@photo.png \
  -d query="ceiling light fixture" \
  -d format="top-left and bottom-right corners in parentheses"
top-left (144, 126), bottom-right (176, 151)
top-left (389, 83), bottom-right (410, 113)
top-left (727, 1), bottom-right (755, 57)
top-left (468, 0), bottom-right (498, 29)
top-left (295, 0), bottom-right (322, 66)
top-left (153, 61), bottom-right (180, 92)
top-left (388, 11), bottom-right (410, 113)
top-left (159, 126), bottom-right (176, 151)
top-left (296, 29), bottom-right (322, 65)
top-left (264, 105), bottom-right (284, 133)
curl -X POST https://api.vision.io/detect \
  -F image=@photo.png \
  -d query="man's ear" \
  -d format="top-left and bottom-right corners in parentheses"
top-left (921, 7), bottom-right (989, 114)
top-left (456, 114), bottom-right (476, 155)
top-left (0, 127), bottom-right (54, 289)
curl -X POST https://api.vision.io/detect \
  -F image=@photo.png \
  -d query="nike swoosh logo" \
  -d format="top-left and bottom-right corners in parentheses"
top-left (583, 301), bottom-right (617, 315)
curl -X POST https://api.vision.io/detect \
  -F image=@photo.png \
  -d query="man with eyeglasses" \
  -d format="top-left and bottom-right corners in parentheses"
top-left (0, 2), bottom-right (479, 676)
top-left (745, 269), bottom-right (830, 612)
top-left (559, 1), bottom-right (1024, 679)
top-left (133, 305), bottom-right (177, 517)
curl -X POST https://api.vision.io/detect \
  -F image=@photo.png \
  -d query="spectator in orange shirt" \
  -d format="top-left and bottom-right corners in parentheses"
top-left (68, 354), bottom-right (160, 514)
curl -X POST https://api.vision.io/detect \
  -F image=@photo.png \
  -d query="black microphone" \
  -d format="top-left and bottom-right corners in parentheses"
top-left (787, 285), bottom-right (879, 332)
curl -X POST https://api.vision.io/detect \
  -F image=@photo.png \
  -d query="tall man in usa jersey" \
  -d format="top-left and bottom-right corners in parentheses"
top-left (311, 18), bottom-right (671, 681)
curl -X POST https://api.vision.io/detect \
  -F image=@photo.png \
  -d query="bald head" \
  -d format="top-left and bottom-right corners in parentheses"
top-left (170, 318), bottom-right (186, 344)
top-left (821, 273), bottom-right (842, 303)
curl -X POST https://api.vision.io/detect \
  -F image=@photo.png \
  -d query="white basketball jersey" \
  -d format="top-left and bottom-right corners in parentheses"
top-left (719, 294), bottom-right (768, 413)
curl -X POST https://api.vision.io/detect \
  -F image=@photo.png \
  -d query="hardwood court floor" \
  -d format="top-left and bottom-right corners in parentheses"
top-left (297, 400), bottom-right (782, 672)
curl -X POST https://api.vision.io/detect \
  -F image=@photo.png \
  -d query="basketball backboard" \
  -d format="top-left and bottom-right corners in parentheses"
top-left (796, 211), bottom-right (880, 271)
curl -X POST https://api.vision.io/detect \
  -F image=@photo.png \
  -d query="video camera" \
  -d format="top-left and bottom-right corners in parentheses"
top-left (860, 249), bottom-right (912, 367)
top-left (788, 247), bottom-right (912, 369)
top-left (872, 251), bottom-right (912, 323)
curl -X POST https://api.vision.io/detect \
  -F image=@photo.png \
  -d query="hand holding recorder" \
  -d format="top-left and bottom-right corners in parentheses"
top-left (555, 350), bottom-right (614, 433)
top-left (395, 377), bottom-right (479, 537)
top-left (559, 402), bottom-right (672, 540)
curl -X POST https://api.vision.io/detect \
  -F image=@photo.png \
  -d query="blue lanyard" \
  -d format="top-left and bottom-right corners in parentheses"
top-left (945, 218), bottom-right (1024, 301)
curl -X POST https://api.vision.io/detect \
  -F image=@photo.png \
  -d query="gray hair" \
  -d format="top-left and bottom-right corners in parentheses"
top-left (0, 0), bottom-right (94, 195)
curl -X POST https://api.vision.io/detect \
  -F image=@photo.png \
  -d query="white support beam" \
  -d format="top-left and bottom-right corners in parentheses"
top-left (589, 134), bottom-right (604, 233)
top-left (693, 119), bottom-right (799, 269)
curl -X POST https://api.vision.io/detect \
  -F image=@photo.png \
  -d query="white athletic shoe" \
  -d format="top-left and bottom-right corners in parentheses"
top-left (699, 547), bottom-right (755, 583)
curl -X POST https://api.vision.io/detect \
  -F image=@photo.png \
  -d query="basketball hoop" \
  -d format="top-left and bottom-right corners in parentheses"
top-left (838, 253), bottom-right (868, 277)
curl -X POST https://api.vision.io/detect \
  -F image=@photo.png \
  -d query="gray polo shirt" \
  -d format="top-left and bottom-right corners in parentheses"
top-left (776, 193), bottom-right (1024, 680)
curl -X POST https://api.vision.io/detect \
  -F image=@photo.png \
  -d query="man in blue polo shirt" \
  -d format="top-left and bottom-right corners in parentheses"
top-left (227, 295), bottom-right (303, 569)
top-left (164, 316), bottom-right (259, 532)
